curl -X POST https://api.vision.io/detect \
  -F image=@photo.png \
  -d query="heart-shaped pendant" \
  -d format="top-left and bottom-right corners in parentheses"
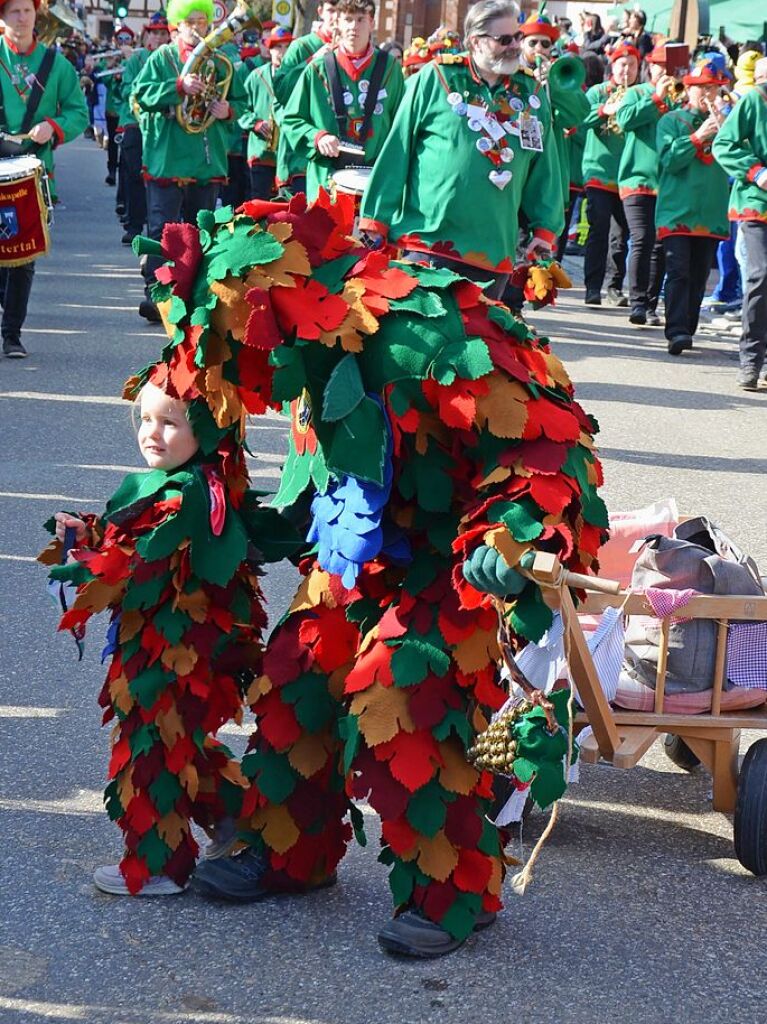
top-left (489, 169), bottom-right (512, 190)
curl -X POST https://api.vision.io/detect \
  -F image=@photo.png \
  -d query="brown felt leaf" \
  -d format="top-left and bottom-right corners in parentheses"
top-left (289, 569), bottom-right (334, 613)
top-left (157, 812), bottom-right (187, 849)
top-left (219, 758), bottom-right (247, 788)
top-left (210, 277), bottom-right (251, 341)
top-left (119, 609), bottom-right (144, 642)
top-left (266, 221), bottom-right (293, 244)
top-left (161, 644), bottom-right (198, 676)
top-left (472, 707), bottom-right (489, 733)
top-left (452, 625), bottom-right (500, 675)
top-left (488, 855), bottom-right (504, 895)
top-left (245, 673), bottom-right (273, 705)
top-left (72, 579), bottom-right (124, 613)
top-left (579, 430), bottom-right (595, 450)
top-left (179, 763), bottom-right (199, 801)
top-left (252, 804), bottom-right (300, 854)
top-left (174, 587), bottom-right (209, 623)
top-left (439, 740), bottom-right (479, 796)
top-left (37, 539), bottom-right (62, 566)
top-left (117, 770), bottom-right (135, 808)
top-left (544, 351), bottom-right (571, 390)
top-left (349, 681), bottom-right (415, 746)
top-left (109, 672), bottom-right (133, 716)
top-left (156, 703), bottom-right (185, 748)
top-left (205, 364), bottom-right (244, 429)
top-left (478, 465), bottom-right (511, 489)
top-left (476, 378), bottom-right (528, 439)
top-left (288, 733), bottom-right (331, 778)
top-left (327, 665), bottom-right (348, 702)
top-left (484, 528), bottom-right (531, 572)
top-left (416, 831), bottom-right (460, 882)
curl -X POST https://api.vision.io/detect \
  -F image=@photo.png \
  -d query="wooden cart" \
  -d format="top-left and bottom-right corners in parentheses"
top-left (529, 553), bottom-right (767, 875)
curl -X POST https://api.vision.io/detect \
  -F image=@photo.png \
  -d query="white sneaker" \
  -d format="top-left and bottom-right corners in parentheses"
top-left (93, 864), bottom-right (186, 896)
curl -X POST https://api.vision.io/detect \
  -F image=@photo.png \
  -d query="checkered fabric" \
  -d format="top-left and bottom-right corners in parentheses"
top-left (727, 622), bottom-right (767, 689)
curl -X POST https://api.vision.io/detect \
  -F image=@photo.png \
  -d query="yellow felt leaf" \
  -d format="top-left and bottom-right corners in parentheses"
top-left (550, 262), bottom-right (572, 287)
top-left (476, 377), bottom-right (528, 439)
top-left (288, 733), bottom-right (332, 778)
top-left (161, 644), bottom-right (198, 677)
top-left (210, 277), bottom-right (251, 341)
top-left (157, 299), bottom-right (173, 337)
top-left (416, 831), bottom-right (460, 882)
top-left (452, 624), bottom-right (501, 675)
top-left (289, 569), bottom-right (333, 613)
top-left (179, 763), bottom-right (199, 801)
top-left (349, 681), bottom-right (415, 746)
top-left (578, 430), bottom-right (595, 450)
top-left (156, 703), bottom-right (185, 748)
top-left (157, 811), bottom-right (188, 850)
top-left (438, 739), bottom-right (479, 795)
top-left (252, 804), bottom-right (300, 854)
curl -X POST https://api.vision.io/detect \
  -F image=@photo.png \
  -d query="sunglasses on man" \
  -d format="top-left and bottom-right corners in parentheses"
top-left (480, 32), bottom-right (524, 45)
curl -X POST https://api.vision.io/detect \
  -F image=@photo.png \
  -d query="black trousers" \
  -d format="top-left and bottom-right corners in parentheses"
top-left (106, 112), bottom-right (119, 178)
top-left (740, 220), bottom-right (767, 377)
top-left (662, 234), bottom-right (719, 341)
top-left (623, 193), bottom-right (659, 310)
top-left (119, 125), bottom-right (146, 235)
top-left (556, 190), bottom-right (579, 262)
top-left (0, 262), bottom-right (35, 342)
top-left (248, 162), bottom-right (276, 201)
top-left (221, 153), bottom-right (249, 209)
top-left (142, 180), bottom-right (219, 294)
top-left (584, 187), bottom-right (628, 296)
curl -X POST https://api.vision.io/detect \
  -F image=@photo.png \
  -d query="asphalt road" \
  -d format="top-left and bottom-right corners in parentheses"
top-left (1, 138), bottom-right (766, 1024)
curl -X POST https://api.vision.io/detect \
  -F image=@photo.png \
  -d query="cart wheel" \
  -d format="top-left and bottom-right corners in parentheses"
top-left (663, 733), bottom-right (701, 771)
top-left (734, 738), bottom-right (767, 876)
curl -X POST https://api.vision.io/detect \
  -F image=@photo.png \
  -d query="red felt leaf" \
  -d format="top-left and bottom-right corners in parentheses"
top-left (257, 688), bottom-right (302, 749)
top-left (344, 641), bottom-right (394, 693)
top-left (528, 474), bottom-right (574, 517)
top-left (244, 287), bottom-right (283, 349)
top-left (381, 818), bottom-right (418, 855)
top-left (352, 748), bottom-right (411, 819)
top-left (155, 222), bottom-right (203, 301)
top-left (165, 734), bottom-right (196, 774)
top-left (237, 346), bottom-right (276, 414)
top-left (298, 608), bottom-right (359, 673)
top-left (420, 879), bottom-right (458, 922)
top-left (375, 606), bottom-right (408, 642)
top-left (453, 280), bottom-right (485, 309)
top-left (239, 198), bottom-right (290, 220)
top-left (121, 852), bottom-right (151, 895)
top-left (108, 735), bottom-right (131, 778)
top-left (374, 729), bottom-right (442, 792)
top-left (270, 278), bottom-right (349, 340)
top-left (452, 848), bottom-right (494, 893)
top-left (166, 328), bottom-right (203, 400)
top-left (408, 674), bottom-right (463, 731)
top-left (125, 791), bottom-right (159, 835)
top-left (503, 438), bottom-right (568, 475)
top-left (262, 620), bottom-right (313, 686)
top-left (140, 622), bottom-right (167, 665)
top-left (522, 398), bottom-right (581, 443)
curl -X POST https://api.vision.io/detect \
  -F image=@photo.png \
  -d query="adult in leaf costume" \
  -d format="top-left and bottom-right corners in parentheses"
top-left (138, 191), bottom-right (608, 953)
top-left (39, 296), bottom-right (300, 896)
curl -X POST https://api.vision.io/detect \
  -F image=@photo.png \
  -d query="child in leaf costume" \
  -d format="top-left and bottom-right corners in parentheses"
top-left (136, 192), bottom-right (608, 953)
top-left (40, 324), bottom-right (299, 896)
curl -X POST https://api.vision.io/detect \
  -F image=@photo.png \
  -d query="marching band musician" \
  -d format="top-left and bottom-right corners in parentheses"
top-left (104, 26), bottom-right (136, 189)
top-left (132, 0), bottom-right (246, 324)
top-left (581, 42), bottom-right (638, 306)
top-left (240, 24), bottom-right (295, 200)
top-left (0, 0), bottom-right (88, 359)
top-left (359, 0), bottom-right (563, 298)
top-left (655, 56), bottom-right (732, 356)
top-left (713, 56), bottom-right (767, 391)
top-left (614, 43), bottom-right (682, 328)
top-left (281, 0), bottom-right (404, 201)
top-left (116, 12), bottom-right (171, 245)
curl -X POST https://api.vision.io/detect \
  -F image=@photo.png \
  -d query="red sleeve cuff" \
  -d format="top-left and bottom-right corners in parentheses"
top-left (357, 217), bottom-right (388, 238)
top-left (691, 133), bottom-right (714, 164)
top-left (597, 104), bottom-right (607, 118)
top-left (747, 163), bottom-right (766, 183)
top-left (314, 130), bottom-right (329, 148)
top-left (652, 94), bottom-right (669, 115)
top-left (176, 77), bottom-right (185, 96)
top-left (532, 228), bottom-right (558, 246)
top-left (45, 117), bottom-right (64, 145)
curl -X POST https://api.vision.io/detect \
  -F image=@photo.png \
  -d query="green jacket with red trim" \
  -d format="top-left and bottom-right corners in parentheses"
top-left (581, 81), bottom-right (626, 192)
top-left (0, 39), bottom-right (88, 198)
top-left (615, 81), bottom-right (681, 198)
top-left (359, 57), bottom-right (563, 273)
top-left (655, 107), bottom-right (729, 240)
top-left (712, 85), bottom-right (767, 223)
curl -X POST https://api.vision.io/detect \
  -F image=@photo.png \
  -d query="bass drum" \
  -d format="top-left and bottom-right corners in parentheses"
top-left (329, 165), bottom-right (373, 236)
top-left (0, 155), bottom-right (53, 267)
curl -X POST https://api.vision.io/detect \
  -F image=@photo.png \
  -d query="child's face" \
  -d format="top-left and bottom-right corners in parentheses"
top-left (137, 383), bottom-right (199, 471)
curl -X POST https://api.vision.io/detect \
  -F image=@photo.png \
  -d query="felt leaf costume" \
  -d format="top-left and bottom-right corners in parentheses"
top-left (39, 229), bottom-right (302, 893)
top-left (134, 193), bottom-right (607, 932)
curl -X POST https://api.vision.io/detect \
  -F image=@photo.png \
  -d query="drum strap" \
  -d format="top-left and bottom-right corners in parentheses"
top-left (323, 50), bottom-right (387, 152)
top-left (0, 47), bottom-right (56, 143)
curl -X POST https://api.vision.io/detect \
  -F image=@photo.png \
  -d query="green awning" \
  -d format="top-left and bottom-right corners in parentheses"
top-left (639, 0), bottom-right (766, 41)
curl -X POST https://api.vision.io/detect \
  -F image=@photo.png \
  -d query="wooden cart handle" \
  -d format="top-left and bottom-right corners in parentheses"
top-left (525, 551), bottom-right (622, 595)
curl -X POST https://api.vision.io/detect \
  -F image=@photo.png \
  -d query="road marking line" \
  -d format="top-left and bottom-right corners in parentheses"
top-left (0, 491), bottom-right (98, 502)
top-left (0, 554), bottom-right (37, 563)
top-left (0, 706), bottom-right (67, 717)
top-left (0, 390), bottom-right (123, 405)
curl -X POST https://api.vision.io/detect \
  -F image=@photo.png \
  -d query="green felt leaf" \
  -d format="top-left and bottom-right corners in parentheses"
top-left (283, 672), bottom-right (337, 733)
top-left (129, 723), bottom-right (158, 759)
top-left (241, 748), bottom-right (297, 803)
top-left (326, 396), bottom-right (387, 486)
top-left (338, 714), bottom-right (360, 776)
top-left (122, 572), bottom-right (172, 612)
top-left (500, 498), bottom-right (545, 543)
top-left (530, 762), bottom-right (567, 808)
top-left (388, 860), bottom-right (416, 906)
top-left (137, 827), bottom-right (172, 875)
top-left (189, 495), bottom-right (248, 587)
top-left (219, 777), bottom-right (245, 817)
top-left (477, 815), bottom-right (502, 856)
top-left (510, 584), bottom-right (553, 643)
top-left (358, 316), bottom-right (447, 390)
top-left (104, 469), bottom-right (176, 523)
top-left (349, 802), bottom-right (367, 847)
top-left (132, 234), bottom-right (163, 258)
top-left (186, 401), bottom-right (228, 456)
top-left (441, 891), bottom-right (482, 941)
top-left (149, 770), bottom-right (183, 816)
top-left (391, 641), bottom-right (430, 687)
top-left (206, 221), bottom-right (284, 281)
top-left (103, 779), bottom-right (123, 822)
top-left (135, 509), bottom-right (189, 564)
top-left (403, 549), bottom-right (440, 596)
top-left (581, 486), bottom-right (610, 529)
top-left (310, 252), bottom-right (360, 293)
top-left (272, 441), bottom-right (313, 508)
top-left (431, 337), bottom-right (493, 386)
top-left (129, 662), bottom-right (172, 709)
top-left (270, 347), bottom-right (306, 403)
top-left (512, 756), bottom-right (536, 784)
top-left (432, 710), bottom-right (472, 747)
top-left (151, 601), bottom-right (191, 645)
top-left (389, 289), bottom-right (446, 318)
top-left (401, 263), bottom-right (464, 289)
top-left (239, 495), bottom-right (303, 563)
top-left (168, 295), bottom-right (188, 325)
top-left (196, 208), bottom-right (215, 235)
top-left (426, 513), bottom-right (459, 556)
top-left (405, 782), bottom-right (448, 838)
top-left (214, 204), bottom-right (235, 224)
top-left (322, 354), bottom-right (365, 422)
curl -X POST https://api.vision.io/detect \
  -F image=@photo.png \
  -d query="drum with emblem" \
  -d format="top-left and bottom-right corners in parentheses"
top-left (328, 165), bottom-right (373, 235)
top-left (0, 155), bottom-right (53, 267)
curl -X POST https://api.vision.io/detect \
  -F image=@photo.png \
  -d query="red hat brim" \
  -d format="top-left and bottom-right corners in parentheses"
top-left (520, 22), bottom-right (560, 43)
top-left (609, 44), bottom-right (641, 63)
top-left (682, 71), bottom-right (729, 86)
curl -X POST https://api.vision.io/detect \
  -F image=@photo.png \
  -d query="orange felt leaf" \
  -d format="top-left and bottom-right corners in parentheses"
top-left (288, 733), bottom-right (332, 778)
top-left (438, 739), bottom-right (479, 796)
top-left (210, 277), bottom-right (252, 341)
top-left (205, 364), bottom-right (244, 429)
top-left (245, 672), bottom-right (273, 705)
top-left (487, 855), bottom-right (503, 896)
top-left (349, 681), bottom-right (415, 746)
top-left (543, 350), bottom-right (571, 390)
top-left (452, 625), bottom-right (500, 675)
top-left (157, 811), bottom-right (188, 850)
top-left (251, 803), bottom-right (300, 854)
top-left (476, 376), bottom-right (529, 438)
top-left (117, 769), bottom-right (135, 810)
top-left (71, 578), bottom-right (124, 614)
top-left (416, 831), bottom-right (460, 882)
top-left (161, 644), bottom-right (198, 676)
top-left (157, 298), bottom-right (173, 337)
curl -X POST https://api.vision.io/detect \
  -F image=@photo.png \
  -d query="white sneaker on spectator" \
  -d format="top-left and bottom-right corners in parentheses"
top-left (93, 864), bottom-right (186, 896)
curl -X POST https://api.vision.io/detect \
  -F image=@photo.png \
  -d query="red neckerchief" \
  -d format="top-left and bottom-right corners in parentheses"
top-left (335, 45), bottom-right (374, 82)
top-left (177, 39), bottom-right (196, 64)
top-left (4, 37), bottom-right (37, 57)
top-left (318, 28), bottom-right (333, 45)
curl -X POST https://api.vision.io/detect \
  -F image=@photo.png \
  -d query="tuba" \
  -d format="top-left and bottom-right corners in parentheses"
top-left (36, 0), bottom-right (86, 46)
top-left (176, 1), bottom-right (261, 135)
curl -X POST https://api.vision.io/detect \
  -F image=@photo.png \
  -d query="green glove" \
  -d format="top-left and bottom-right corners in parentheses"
top-left (462, 546), bottom-right (535, 598)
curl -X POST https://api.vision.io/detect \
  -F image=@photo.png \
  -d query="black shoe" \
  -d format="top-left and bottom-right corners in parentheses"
top-left (737, 373), bottom-right (760, 391)
top-left (605, 287), bottom-right (629, 308)
top-left (667, 334), bottom-right (693, 356)
top-left (193, 848), bottom-right (337, 903)
top-left (646, 310), bottom-right (662, 327)
top-left (629, 306), bottom-right (647, 326)
top-left (139, 299), bottom-right (162, 323)
top-left (105, 175), bottom-right (116, 186)
top-left (3, 338), bottom-right (28, 358)
top-left (584, 292), bottom-right (601, 306)
top-left (378, 908), bottom-right (497, 959)
top-left (121, 231), bottom-right (137, 245)
top-left (115, 202), bottom-right (126, 216)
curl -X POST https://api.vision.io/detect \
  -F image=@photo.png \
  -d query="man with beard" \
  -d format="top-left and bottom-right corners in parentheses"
top-left (359, 0), bottom-right (563, 298)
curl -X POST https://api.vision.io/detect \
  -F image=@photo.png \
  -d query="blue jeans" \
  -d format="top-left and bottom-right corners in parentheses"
top-left (710, 223), bottom-right (742, 304)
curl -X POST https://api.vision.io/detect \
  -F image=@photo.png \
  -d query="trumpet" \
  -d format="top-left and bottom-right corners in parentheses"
top-left (605, 69), bottom-right (629, 135)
